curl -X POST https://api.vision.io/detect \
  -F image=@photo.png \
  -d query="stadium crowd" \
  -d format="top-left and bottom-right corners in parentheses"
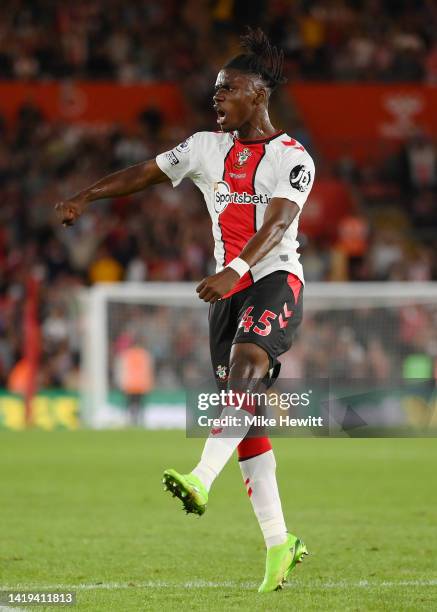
top-left (105, 302), bottom-right (437, 390)
top-left (1, 1), bottom-right (437, 392)
top-left (0, 100), bottom-right (436, 391)
top-left (0, 0), bottom-right (437, 85)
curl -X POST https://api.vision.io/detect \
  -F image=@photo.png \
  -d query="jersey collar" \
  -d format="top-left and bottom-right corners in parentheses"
top-left (233, 130), bottom-right (285, 145)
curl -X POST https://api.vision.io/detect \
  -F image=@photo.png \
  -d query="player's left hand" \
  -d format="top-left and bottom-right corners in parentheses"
top-left (196, 268), bottom-right (240, 303)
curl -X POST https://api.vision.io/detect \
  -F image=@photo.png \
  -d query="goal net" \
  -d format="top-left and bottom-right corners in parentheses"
top-left (80, 282), bottom-right (437, 429)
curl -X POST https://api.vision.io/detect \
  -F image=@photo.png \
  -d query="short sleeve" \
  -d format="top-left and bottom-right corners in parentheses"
top-left (271, 148), bottom-right (315, 209)
top-left (156, 134), bottom-right (199, 187)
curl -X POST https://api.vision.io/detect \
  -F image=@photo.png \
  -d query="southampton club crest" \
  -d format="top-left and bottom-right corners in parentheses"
top-left (216, 364), bottom-right (228, 381)
top-left (234, 147), bottom-right (252, 169)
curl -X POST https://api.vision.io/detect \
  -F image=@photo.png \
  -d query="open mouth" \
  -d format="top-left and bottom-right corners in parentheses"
top-left (216, 108), bottom-right (227, 125)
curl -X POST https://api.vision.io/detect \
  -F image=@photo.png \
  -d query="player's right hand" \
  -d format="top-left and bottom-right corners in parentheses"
top-left (54, 195), bottom-right (87, 227)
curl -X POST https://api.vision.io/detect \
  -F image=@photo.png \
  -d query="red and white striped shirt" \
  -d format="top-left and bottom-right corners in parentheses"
top-left (156, 130), bottom-right (315, 296)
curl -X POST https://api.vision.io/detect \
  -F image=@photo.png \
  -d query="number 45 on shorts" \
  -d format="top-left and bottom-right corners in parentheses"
top-left (238, 303), bottom-right (294, 337)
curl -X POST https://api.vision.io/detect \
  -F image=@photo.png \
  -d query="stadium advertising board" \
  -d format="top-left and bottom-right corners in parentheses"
top-left (0, 391), bottom-right (79, 430)
top-left (290, 83), bottom-right (437, 163)
top-left (0, 81), bottom-right (186, 126)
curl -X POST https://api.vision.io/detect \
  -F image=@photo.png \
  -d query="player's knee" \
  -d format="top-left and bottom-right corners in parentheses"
top-left (229, 343), bottom-right (269, 382)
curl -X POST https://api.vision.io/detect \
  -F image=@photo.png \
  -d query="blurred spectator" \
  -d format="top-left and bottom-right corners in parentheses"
top-left (424, 41), bottom-right (437, 84)
top-left (114, 340), bottom-right (155, 425)
top-left (401, 132), bottom-right (437, 194)
top-left (7, 358), bottom-right (32, 395)
top-left (369, 229), bottom-right (404, 280)
top-left (42, 305), bottom-right (70, 346)
top-left (300, 241), bottom-right (330, 282)
top-left (88, 245), bottom-right (124, 283)
top-left (411, 190), bottom-right (437, 232)
top-left (336, 214), bottom-right (369, 280)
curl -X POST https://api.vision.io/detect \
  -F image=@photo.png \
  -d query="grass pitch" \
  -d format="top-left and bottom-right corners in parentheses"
top-left (1, 431), bottom-right (436, 611)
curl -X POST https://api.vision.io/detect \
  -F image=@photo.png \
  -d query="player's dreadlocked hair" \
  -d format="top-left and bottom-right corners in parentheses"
top-left (224, 27), bottom-right (286, 91)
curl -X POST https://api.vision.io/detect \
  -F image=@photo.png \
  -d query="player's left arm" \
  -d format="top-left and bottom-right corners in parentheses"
top-left (196, 197), bottom-right (298, 303)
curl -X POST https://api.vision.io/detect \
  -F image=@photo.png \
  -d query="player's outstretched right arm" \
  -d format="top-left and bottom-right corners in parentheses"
top-left (54, 160), bottom-right (169, 226)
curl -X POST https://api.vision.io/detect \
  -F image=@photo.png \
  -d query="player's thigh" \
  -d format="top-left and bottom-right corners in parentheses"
top-left (208, 298), bottom-right (238, 388)
top-left (233, 271), bottom-right (304, 367)
top-left (229, 341), bottom-right (270, 381)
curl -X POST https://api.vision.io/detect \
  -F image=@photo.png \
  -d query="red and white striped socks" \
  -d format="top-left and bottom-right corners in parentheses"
top-left (239, 445), bottom-right (288, 549)
top-left (191, 412), bottom-right (289, 550)
top-left (191, 406), bottom-right (254, 491)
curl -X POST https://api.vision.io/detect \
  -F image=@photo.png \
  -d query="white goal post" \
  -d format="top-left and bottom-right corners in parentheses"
top-left (79, 282), bottom-right (437, 427)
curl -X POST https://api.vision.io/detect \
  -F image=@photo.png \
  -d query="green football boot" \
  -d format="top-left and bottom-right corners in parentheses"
top-left (258, 533), bottom-right (308, 593)
top-left (162, 469), bottom-right (208, 516)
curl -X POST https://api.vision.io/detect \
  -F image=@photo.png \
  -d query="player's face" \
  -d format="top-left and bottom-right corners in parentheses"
top-left (213, 69), bottom-right (261, 132)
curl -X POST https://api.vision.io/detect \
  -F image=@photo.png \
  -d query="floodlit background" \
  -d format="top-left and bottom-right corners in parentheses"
top-left (0, 1), bottom-right (436, 426)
